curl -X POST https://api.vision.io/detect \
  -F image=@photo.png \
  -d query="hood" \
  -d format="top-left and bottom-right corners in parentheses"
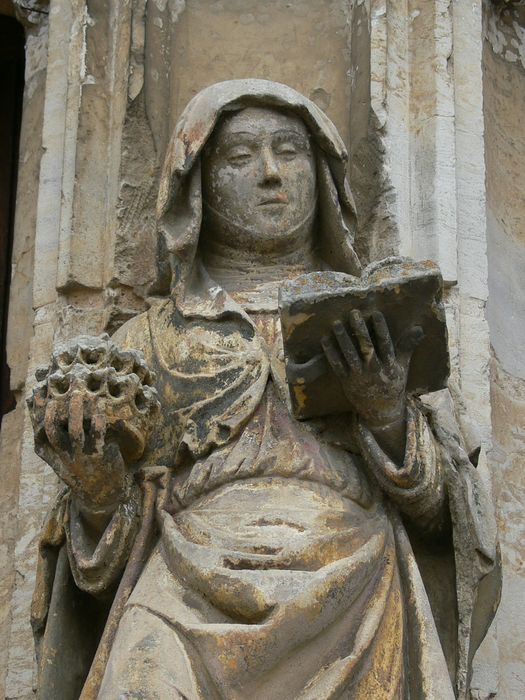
top-left (155, 79), bottom-right (361, 314)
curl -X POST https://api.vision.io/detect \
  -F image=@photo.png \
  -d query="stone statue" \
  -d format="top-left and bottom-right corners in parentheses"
top-left (28, 80), bottom-right (501, 700)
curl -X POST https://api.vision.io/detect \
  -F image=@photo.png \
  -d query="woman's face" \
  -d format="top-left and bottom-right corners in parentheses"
top-left (202, 107), bottom-right (317, 250)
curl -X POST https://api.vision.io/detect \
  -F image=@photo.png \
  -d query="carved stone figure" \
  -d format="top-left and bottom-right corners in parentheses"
top-left (28, 80), bottom-right (501, 700)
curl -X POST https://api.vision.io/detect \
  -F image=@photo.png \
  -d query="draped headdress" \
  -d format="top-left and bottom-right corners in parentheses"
top-left (155, 79), bottom-right (361, 311)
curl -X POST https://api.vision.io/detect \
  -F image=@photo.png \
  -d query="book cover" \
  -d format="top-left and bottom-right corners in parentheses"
top-left (279, 257), bottom-right (450, 420)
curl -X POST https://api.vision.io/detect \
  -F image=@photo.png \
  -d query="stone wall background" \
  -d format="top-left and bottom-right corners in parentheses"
top-left (0, 0), bottom-right (523, 697)
top-left (484, 2), bottom-right (525, 698)
top-left (0, 2), bottom-right (48, 696)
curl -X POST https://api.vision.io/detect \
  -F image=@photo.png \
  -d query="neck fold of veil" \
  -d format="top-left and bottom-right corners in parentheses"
top-left (155, 79), bottom-right (362, 316)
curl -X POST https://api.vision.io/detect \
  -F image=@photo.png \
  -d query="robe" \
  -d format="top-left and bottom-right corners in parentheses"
top-left (31, 290), bottom-right (501, 699)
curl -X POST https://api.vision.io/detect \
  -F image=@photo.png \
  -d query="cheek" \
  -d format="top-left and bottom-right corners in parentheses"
top-left (283, 159), bottom-right (317, 206)
top-left (208, 165), bottom-right (257, 207)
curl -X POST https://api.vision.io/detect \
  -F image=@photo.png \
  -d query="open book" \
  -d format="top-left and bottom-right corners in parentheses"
top-left (278, 257), bottom-right (450, 420)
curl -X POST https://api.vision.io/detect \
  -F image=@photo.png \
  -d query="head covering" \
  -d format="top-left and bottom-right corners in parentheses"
top-left (156, 79), bottom-right (361, 312)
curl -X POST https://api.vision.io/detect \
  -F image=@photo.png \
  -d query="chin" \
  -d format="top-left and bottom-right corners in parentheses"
top-left (218, 207), bottom-right (314, 252)
top-left (253, 209), bottom-right (305, 229)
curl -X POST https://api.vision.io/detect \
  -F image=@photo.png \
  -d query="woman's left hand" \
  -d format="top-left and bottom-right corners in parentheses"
top-left (321, 310), bottom-right (422, 431)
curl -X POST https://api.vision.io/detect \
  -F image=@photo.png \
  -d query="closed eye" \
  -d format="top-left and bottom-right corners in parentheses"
top-left (227, 147), bottom-right (253, 166)
top-left (228, 154), bottom-right (252, 166)
top-left (274, 143), bottom-right (298, 159)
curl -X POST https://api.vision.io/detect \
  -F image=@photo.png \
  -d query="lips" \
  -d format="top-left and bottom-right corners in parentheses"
top-left (259, 193), bottom-right (288, 206)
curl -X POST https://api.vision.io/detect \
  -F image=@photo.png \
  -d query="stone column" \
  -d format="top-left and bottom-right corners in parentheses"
top-left (0, 3), bottom-right (48, 696)
top-left (2, 1), bottom-right (132, 695)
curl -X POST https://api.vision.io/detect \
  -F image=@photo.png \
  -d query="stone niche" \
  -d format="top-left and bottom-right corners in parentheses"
top-left (114, 0), bottom-right (380, 321)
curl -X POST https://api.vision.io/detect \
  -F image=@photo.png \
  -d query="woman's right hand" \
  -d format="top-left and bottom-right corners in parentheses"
top-left (27, 334), bottom-right (160, 514)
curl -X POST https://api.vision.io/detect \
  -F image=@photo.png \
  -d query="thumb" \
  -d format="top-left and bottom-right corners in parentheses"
top-left (396, 325), bottom-right (425, 371)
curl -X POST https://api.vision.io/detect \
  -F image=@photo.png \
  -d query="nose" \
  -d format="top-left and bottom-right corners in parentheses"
top-left (260, 146), bottom-right (281, 185)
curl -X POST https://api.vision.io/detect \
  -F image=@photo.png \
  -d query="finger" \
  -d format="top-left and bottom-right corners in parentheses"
top-left (321, 335), bottom-right (347, 381)
top-left (103, 439), bottom-right (125, 475)
top-left (371, 312), bottom-right (395, 366)
top-left (348, 310), bottom-right (379, 369)
top-left (34, 435), bottom-right (67, 476)
top-left (397, 325), bottom-right (425, 371)
top-left (68, 391), bottom-right (85, 451)
top-left (90, 411), bottom-right (107, 456)
top-left (44, 400), bottom-right (68, 454)
top-left (333, 321), bottom-right (361, 372)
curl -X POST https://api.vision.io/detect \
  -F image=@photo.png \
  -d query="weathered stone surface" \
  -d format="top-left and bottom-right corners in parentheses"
top-left (0, 10), bottom-right (48, 699)
top-left (27, 335), bottom-right (159, 508)
top-left (485, 14), bottom-right (525, 380)
top-left (487, 357), bottom-right (525, 698)
top-left (280, 258), bottom-right (449, 419)
top-left (370, 0), bottom-right (492, 444)
top-left (22, 80), bottom-right (499, 700)
top-left (0, 0), bottom-right (519, 696)
top-left (112, 0), bottom-right (384, 314)
top-left (483, 3), bottom-right (525, 696)
top-left (0, 404), bottom-right (26, 700)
